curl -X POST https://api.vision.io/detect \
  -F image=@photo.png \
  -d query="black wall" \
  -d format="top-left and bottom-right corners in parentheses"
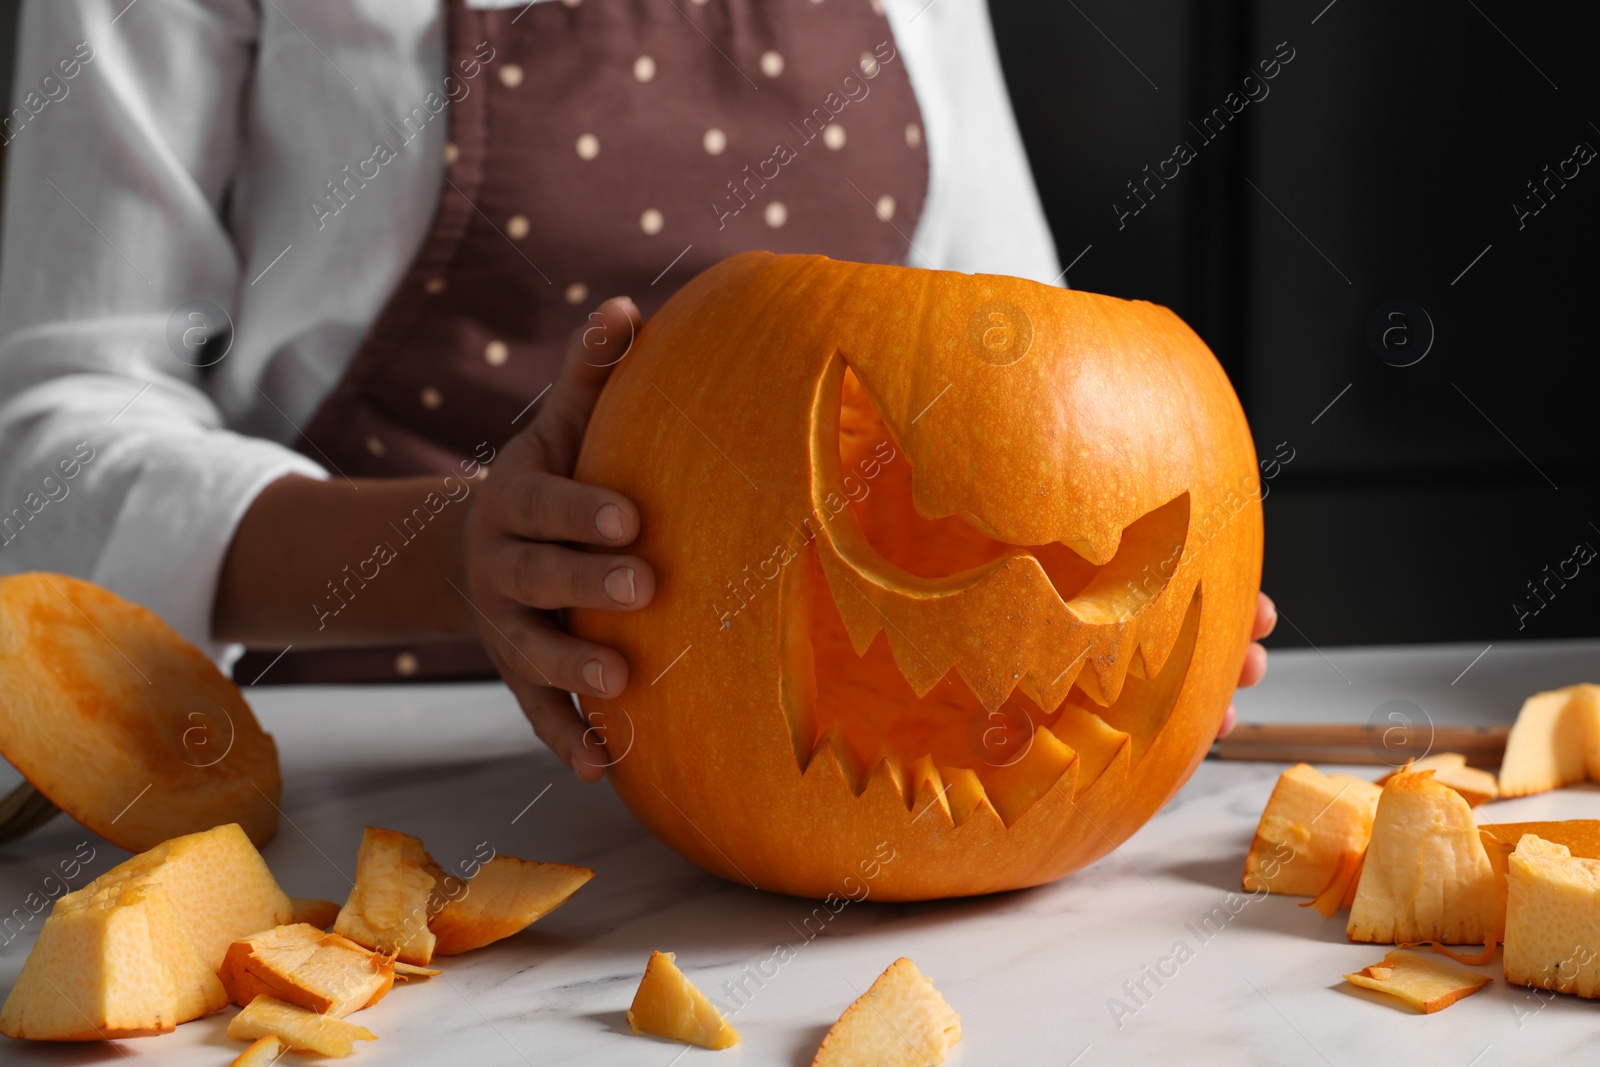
top-left (990, 0), bottom-right (1600, 648)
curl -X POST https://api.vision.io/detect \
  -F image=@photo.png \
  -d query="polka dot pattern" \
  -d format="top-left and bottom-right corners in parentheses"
top-left (261, 0), bottom-right (932, 688)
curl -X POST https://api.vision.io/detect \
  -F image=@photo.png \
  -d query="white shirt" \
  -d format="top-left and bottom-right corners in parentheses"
top-left (0, 0), bottom-right (1058, 666)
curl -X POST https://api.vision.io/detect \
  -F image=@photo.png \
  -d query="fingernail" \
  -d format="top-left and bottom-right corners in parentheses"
top-left (605, 566), bottom-right (636, 606)
top-left (596, 503), bottom-right (625, 541)
top-left (582, 659), bottom-right (606, 693)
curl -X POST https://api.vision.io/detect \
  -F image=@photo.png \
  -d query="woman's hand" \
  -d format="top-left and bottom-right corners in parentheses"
top-left (455, 297), bottom-right (652, 781)
top-left (1217, 592), bottom-right (1277, 739)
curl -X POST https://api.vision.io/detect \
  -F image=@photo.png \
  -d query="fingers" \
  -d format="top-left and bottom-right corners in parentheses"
top-left (1237, 641), bottom-right (1267, 688)
top-left (491, 540), bottom-right (656, 611)
top-left (1217, 704), bottom-right (1238, 740)
top-left (504, 677), bottom-right (607, 783)
top-left (491, 467), bottom-right (642, 546)
top-left (533, 296), bottom-right (641, 472)
top-left (484, 608), bottom-right (630, 699)
top-left (1252, 592), bottom-right (1278, 640)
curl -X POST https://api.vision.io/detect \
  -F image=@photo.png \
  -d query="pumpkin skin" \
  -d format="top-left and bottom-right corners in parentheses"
top-left (570, 252), bottom-right (1262, 900)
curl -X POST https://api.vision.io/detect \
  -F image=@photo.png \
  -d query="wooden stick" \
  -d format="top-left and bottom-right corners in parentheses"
top-left (1212, 722), bottom-right (1509, 767)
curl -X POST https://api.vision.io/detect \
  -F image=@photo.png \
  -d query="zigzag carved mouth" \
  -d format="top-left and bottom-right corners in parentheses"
top-left (777, 362), bottom-right (1203, 829)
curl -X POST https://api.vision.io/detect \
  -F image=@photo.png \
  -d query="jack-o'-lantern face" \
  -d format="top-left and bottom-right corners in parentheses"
top-left (571, 252), bottom-right (1262, 901)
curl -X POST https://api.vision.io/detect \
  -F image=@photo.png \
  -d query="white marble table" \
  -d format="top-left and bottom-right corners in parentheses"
top-left (2, 637), bottom-right (1598, 1065)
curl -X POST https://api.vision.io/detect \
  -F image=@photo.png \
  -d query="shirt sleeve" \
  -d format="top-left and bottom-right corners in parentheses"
top-left (0, 0), bottom-right (326, 667)
top-left (885, 0), bottom-right (1062, 285)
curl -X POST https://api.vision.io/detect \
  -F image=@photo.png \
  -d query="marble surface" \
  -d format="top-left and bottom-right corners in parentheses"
top-left (1, 636), bottom-right (1598, 1065)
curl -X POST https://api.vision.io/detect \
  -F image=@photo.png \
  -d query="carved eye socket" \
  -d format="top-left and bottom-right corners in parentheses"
top-left (834, 366), bottom-right (1190, 624)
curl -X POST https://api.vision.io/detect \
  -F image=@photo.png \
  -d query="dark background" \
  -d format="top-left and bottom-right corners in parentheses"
top-left (1, 2), bottom-right (1595, 650)
top-left (986, 0), bottom-right (1600, 650)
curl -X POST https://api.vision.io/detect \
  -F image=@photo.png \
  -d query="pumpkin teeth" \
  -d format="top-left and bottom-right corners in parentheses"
top-left (791, 585), bottom-right (1203, 829)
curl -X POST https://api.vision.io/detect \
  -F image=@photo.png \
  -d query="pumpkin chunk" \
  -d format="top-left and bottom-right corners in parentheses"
top-left (429, 855), bottom-right (594, 956)
top-left (59, 822), bottom-right (292, 972)
top-left (1242, 763), bottom-right (1381, 896)
top-left (812, 957), bottom-right (960, 1067)
top-left (1377, 753), bottom-right (1498, 807)
top-left (0, 572), bottom-right (283, 853)
top-left (626, 950), bottom-right (740, 1050)
top-left (333, 826), bottom-right (438, 965)
top-left (0, 879), bottom-right (226, 1040)
top-left (227, 995), bottom-right (376, 1057)
top-left (1499, 687), bottom-right (1590, 797)
top-left (231, 1035), bottom-right (285, 1066)
top-left (1503, 834), bottom-right (1600, 997)
top-left (1343, 949), bottom-right (1490, 1013)
top-left (290, 896), bottom-right (341, 930)
top-left (219, 923), bottom-right (394, 1017)
top-left (1347, 771), bottom-right (1498, 945)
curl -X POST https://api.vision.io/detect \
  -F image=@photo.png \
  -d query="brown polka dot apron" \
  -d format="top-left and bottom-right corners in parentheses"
top-left (234, 0), bottom-right (929, 684)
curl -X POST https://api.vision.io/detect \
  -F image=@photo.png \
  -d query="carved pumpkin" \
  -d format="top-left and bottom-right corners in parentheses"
top-left (570, 252), bottom-right (1262, 900)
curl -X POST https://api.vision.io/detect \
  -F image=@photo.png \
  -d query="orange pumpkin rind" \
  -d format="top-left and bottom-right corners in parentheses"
top-left (0, 572), bottom-right (282, 852)
top-left (570, 252), bottom-right (1263, 899)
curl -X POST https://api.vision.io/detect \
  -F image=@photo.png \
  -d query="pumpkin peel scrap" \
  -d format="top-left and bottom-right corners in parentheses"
top-left (1342, 949), bottom-right (1490, 1013)
top-left (226, 995), bottom-right (376, 1057)
top-left (218, 923), bottom-right (394, 1018)
top-left (429, 855), bottom-right (594, 957)
top-left (1376, 753), bottom-right (1498, 807)
top-left (230, 1035), bottom-right (284, 1067)
top-left (1302, 848), bottom-right (1365, 918)
top-left (571, 252), bottom-right (1262, 898)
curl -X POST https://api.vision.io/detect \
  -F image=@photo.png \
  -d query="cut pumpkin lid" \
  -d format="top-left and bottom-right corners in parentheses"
top-left (0, 572), bottom-right (281, 851)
